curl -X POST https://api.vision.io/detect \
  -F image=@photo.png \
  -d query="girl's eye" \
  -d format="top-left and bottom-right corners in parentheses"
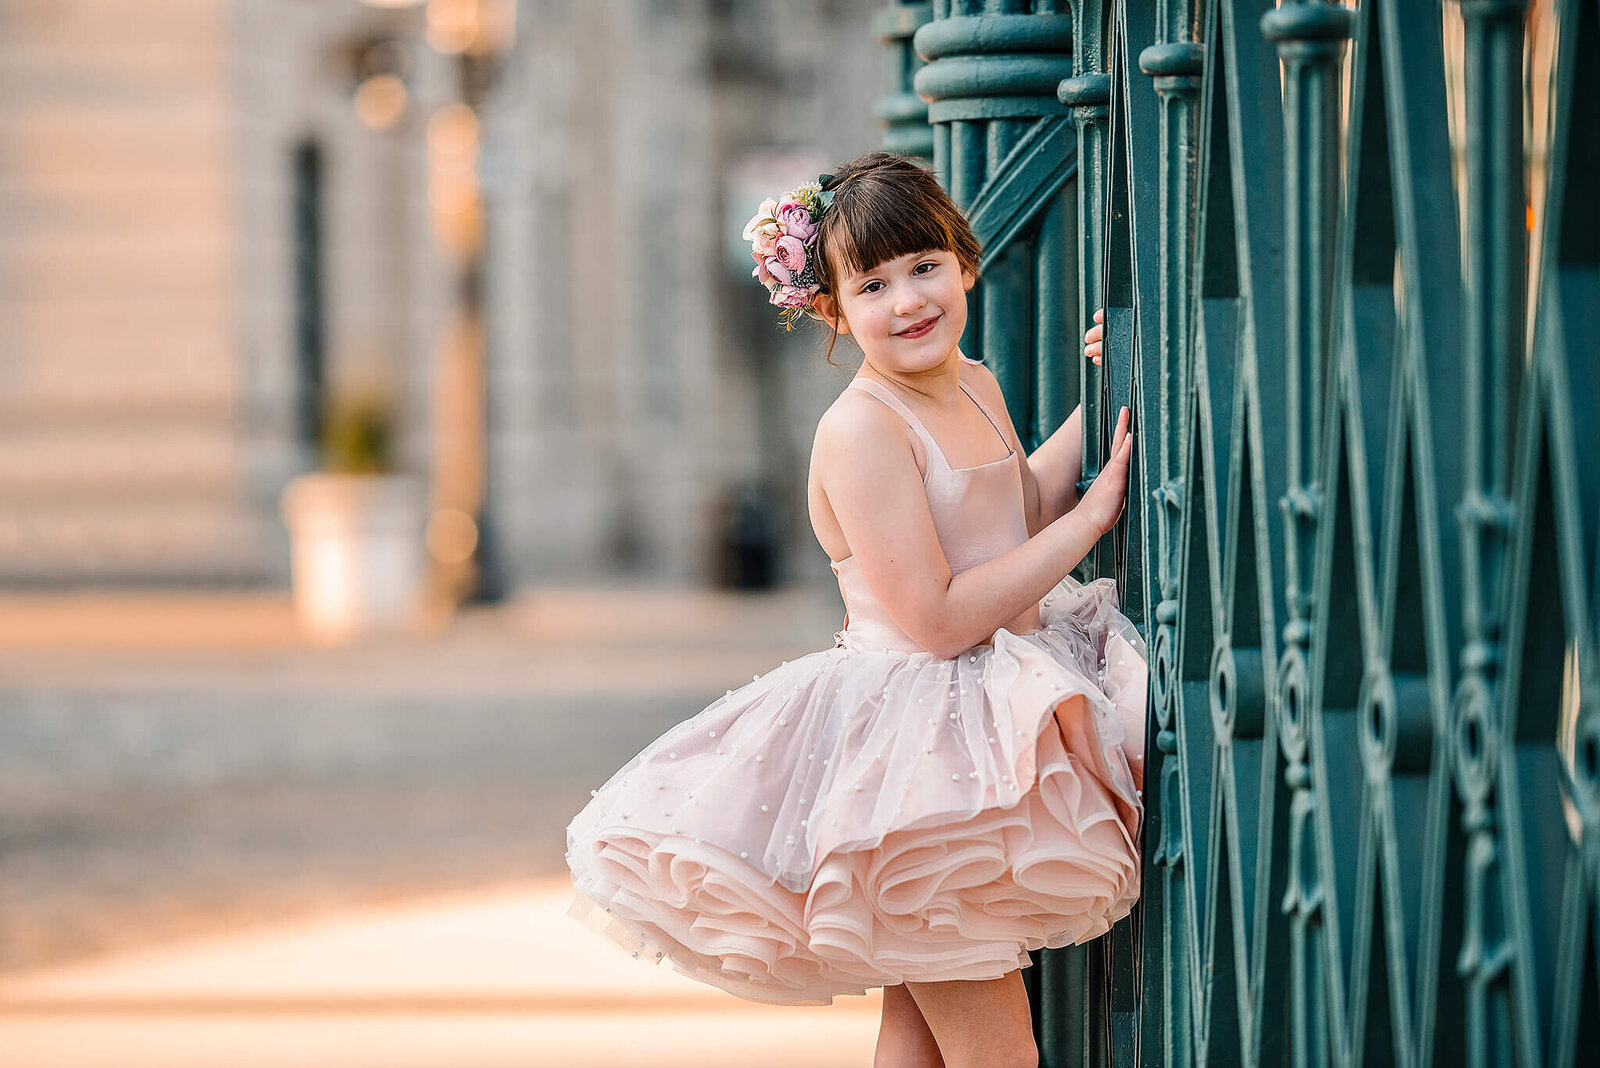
top-left (914, 261), bottom-right (936, 274)
top-left (862, 280), bottom-right (884, 294)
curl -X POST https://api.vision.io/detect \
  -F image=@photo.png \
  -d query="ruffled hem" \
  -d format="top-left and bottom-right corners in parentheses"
top-left (564, 573), bottom-right (1147, 1005)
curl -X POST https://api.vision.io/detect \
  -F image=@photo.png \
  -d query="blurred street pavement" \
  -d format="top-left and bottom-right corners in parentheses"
top-left (0, 875), bottom-right (880, 1067)
top-left (0, 583), bottom-right (880, 1065)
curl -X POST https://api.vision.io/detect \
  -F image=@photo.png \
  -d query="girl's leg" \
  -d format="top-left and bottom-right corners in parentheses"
top-left (875, 983), bottom-right (944, 1068)
top-left (1054, 693), bottom-right (1141, 826)
top-left (904, 970), bottom-right (1037, 1068)
top-left (1052, 693), bottom-right (1093, 753)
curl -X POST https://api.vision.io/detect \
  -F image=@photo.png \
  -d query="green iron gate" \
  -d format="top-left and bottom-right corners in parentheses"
top-left (877, 1), bottom-right (1600, 1064)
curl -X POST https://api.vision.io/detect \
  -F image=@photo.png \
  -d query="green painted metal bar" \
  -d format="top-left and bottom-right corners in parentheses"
top-left (1057, 66), bottom-right (1109, 578)
top-left (1107, 0), bottom-right (1162, 634)
top-left (1261, 6), bottom-right (1351, 1068)
top-left (1137, 33), bottom-right (1202, 612)
top-left (1132, 1), bottom-right (1203, 1062)
top-left (1453, 3), bottom-right (1529, 1067)
top-left (1031, 139), bottom-right (1079, 446)
top-left (986, 115), bottom-right (1038, 440)
top-left (877, 1), bottom-right (935, 159)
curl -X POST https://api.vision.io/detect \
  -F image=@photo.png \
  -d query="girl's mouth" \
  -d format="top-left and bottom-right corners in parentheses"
top-left (896, 315), bottom-right (940, 339)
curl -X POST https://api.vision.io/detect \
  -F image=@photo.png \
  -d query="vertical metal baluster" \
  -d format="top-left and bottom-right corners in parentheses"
top-left (1453, 3), bottom-right (1527, 1066)
top-left (1058, 70), bottom-right (1110, 577)
top-left (876, 1), bottom-right (935, 160)
top-left (1135, 2), bottom-right (1204, 1062)
top-left (986, 116), bottom-right (1036, 436)
top-left (1033, 168), bottom-right (1078, 448)
top-left (1262, 4), bottom-right (1353, 1065)
top-left (1138, 32), bottom-right (1204, 621)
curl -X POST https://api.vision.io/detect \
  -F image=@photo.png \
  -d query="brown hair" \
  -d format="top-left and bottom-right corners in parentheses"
top-left (809, 151), bottom-right (982, 365)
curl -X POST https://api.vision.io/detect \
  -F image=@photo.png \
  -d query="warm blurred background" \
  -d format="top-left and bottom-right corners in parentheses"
top-left (0, 0), bottom-right (892, 1063)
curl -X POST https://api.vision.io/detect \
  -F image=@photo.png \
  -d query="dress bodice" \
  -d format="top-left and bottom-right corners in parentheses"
top-left (830, 356), bottom-right (1043, 654)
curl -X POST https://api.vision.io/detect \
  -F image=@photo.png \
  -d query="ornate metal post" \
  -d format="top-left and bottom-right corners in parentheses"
top-left (1453, 3), bottom-right (1527, 1066)
top-left (1261, 0), bottom-right (1347, 642)
top-left (1131, 3), bottom-right (1203, 1062)
top-left (876, 1), bottom-right (934, 159)
top-left (1261, 5), bottom-right (1351, 1065)
top-left (1137, 28), bottom-right (1202, 615)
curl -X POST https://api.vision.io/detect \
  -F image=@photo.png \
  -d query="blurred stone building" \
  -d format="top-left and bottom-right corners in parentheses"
top-left (0, 0), bottom-right (879, 591)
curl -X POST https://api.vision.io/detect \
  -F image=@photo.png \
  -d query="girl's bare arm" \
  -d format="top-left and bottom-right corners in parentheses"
top-left (817, 398), bottom-right (1133, 659)
top-left (1022, 407), bottom-right (1084, 531)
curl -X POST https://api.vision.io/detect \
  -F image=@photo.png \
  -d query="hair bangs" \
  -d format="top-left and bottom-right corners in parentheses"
top-left (824, 189), bottom-right (960, 283)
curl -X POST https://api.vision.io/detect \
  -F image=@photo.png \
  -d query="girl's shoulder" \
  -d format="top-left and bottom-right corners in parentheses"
top-left (813, 382), bottom-right (919, 453)
top-left (810, 380), bottom-right (927, 483)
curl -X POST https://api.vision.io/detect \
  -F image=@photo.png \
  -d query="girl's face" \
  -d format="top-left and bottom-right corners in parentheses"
top-left (828, 248), bottom-right (975, 372)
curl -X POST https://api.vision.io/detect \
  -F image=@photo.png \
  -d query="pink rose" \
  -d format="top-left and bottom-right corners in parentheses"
top-left (773, 234), bottom-right (807, 275)
top-left (764, 254), bottom-right (794, 286)
top-left (771, 285), bottom-right (814, 309)
top-left (776, 201), bottom-right (815, 242)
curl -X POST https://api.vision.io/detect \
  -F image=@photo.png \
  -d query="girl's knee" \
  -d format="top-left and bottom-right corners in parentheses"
top-left (945, 1038), bottom-right (1035, 1068)
top-left (1004, 1040), bottom-right (1039, 1068)
top-left (987, 1030), bottom-right (1039, 1068)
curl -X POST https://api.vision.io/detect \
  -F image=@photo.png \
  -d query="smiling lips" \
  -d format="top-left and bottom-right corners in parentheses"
top-left (896, 314), bottom-right (940, 339)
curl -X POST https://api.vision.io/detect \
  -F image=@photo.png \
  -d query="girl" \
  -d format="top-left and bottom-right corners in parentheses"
top-left (565, 151), bottom-right (1142, 1068)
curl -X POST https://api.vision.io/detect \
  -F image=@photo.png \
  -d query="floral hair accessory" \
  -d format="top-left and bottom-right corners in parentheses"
top-left (744, 173), bottom-right (836, 331)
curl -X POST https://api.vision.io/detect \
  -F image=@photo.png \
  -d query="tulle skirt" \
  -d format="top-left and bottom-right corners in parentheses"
top-left (564, 573), bottom-right (1147, 1006)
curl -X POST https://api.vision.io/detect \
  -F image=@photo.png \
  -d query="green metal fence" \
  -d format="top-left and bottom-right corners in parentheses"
top-left (879, 0), bottom-right (1600, 1064)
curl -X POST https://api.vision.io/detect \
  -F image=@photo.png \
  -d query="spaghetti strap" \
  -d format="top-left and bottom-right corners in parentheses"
top-left (848, 372), bottom-right (1011, 463)
top-left (956, 377), bottom-right (1009, 448)
top-left (846, 377), bottom-right (926, 432)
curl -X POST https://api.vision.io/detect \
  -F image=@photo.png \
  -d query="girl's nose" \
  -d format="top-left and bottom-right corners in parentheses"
top-left (892, 285), bottom-right (926, 315)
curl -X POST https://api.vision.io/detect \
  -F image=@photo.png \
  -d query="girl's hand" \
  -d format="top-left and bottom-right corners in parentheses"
top-left (1083, 308), bottom-right (1104, 366)
top-left (1076, 406), bottom-right (1133, 535)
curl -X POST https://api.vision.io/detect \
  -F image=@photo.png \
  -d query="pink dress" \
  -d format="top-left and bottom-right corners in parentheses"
top-left (565, 356), bottom-right (1147, 1005)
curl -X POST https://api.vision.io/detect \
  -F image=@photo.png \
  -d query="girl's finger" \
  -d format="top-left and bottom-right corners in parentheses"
top-left (1094, 308), bottom-right (1104, 323)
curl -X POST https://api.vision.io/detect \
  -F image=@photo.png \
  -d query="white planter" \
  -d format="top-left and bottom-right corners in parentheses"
top-left (280, 473), bottom-right (427, 642)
